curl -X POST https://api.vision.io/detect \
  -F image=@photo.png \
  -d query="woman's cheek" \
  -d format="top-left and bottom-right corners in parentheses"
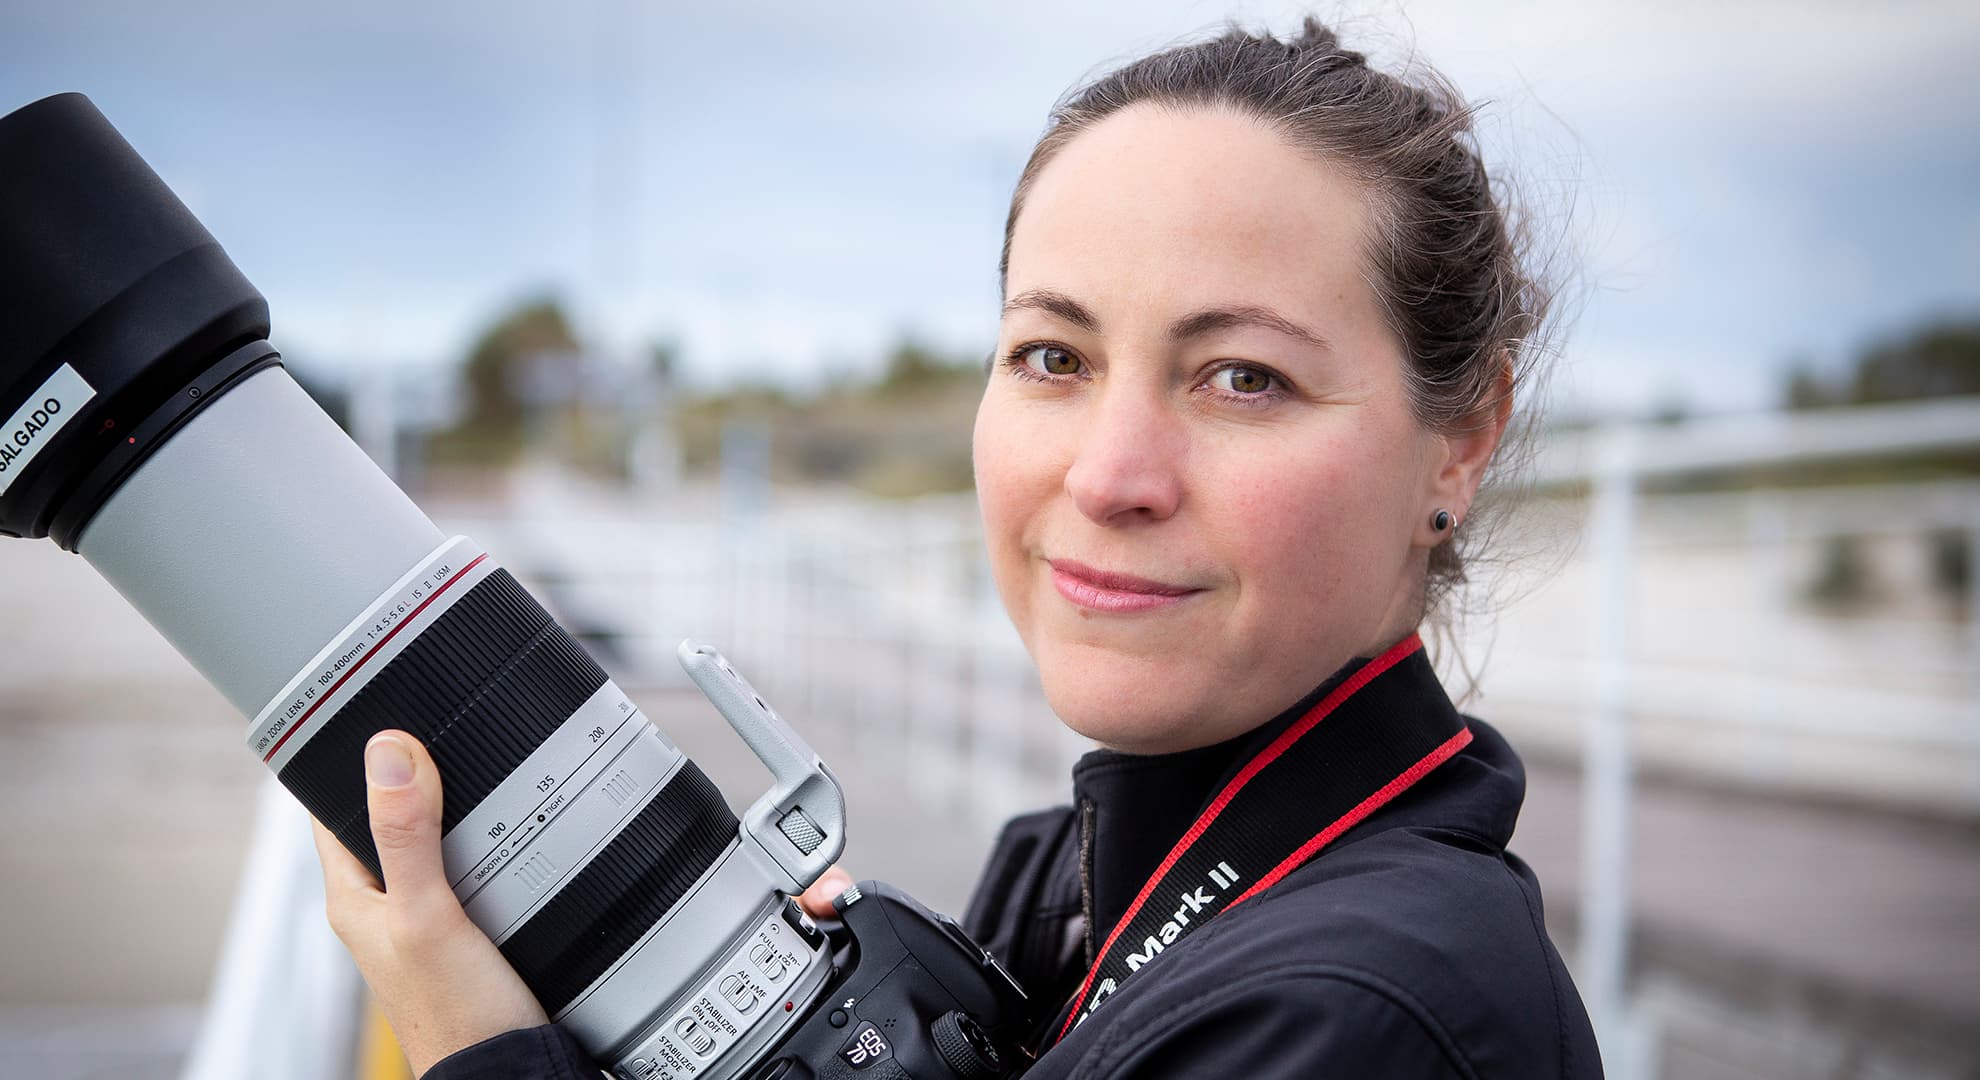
top-left (1219, 435), bottom-right (1385, 608)
top-left (977, 390), bottom-right (1074, 510)
top-left (972, 393), bottom-right (1050, 617)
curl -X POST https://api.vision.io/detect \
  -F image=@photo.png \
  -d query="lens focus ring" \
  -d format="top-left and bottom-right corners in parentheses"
top-left (278, 568), bottom-right (607, 878)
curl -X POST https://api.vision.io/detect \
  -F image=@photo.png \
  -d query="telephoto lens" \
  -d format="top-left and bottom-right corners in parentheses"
top-left (0, 93), bottom-right (1028, 1080)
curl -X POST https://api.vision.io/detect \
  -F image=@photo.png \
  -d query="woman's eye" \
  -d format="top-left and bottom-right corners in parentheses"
top-left (1208, 366), bottom-right (1275, 394)
top-left (1020, 345), bottom-right (1082, 376)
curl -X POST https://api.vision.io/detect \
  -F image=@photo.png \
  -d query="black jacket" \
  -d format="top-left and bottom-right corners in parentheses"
top-left (428, 648), bottom-right (1602, 1078)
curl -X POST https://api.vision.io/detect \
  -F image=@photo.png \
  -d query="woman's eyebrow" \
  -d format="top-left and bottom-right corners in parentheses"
top-left (1170, 305), bottom-right (1334, 353)
top-left (1003, 288), bottom-right (1100, 332)
top-left (1003, 288), bottom-right (1333, 352)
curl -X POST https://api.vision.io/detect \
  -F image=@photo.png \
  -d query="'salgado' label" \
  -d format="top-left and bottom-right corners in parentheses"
top-left (0, 364), bottom-right (96, 496)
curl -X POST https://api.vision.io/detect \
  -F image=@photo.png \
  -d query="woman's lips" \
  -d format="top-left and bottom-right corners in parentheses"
top-left (1048, 559), bottom-right (1204, 614)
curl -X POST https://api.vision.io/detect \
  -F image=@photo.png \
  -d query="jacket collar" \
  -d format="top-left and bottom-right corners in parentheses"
top-left (1066, 639), bottom-right (1526, 961)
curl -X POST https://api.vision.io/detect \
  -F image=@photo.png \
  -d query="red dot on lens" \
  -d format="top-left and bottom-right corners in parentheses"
top-left (127, 437), bottom-right (135, 444)
top-left (784, 1001), bottom-right (794, 1012)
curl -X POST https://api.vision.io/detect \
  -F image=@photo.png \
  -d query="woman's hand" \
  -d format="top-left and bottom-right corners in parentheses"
top-left (797, 864), bottom-right (856, 920)
top-left (310, 731), bottom-right (549, 1076)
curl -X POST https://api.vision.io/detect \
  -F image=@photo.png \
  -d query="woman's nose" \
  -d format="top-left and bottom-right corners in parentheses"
top-left (1063, 386), bottom-right (1185, 525)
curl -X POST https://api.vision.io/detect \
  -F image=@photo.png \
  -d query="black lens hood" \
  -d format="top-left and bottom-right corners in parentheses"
top-left (0, 92), bottom-right (270, 544)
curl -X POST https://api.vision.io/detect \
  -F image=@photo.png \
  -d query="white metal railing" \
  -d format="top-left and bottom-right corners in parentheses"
top-left (178, 778), bottom-right (363, 1080)
top-left (1541, 397), bottom-right (1980, 1066)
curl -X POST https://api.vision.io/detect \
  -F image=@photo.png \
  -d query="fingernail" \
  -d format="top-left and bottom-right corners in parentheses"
top-left (365, 736), bottom-right (414, 788)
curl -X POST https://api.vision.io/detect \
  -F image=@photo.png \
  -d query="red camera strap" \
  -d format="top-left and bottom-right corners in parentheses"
top-left (1054, 633), bottom-right (1471, 1042)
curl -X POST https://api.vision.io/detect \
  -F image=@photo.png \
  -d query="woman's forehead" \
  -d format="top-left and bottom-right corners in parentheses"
top-left (1005, 104), bottom-right (1381, 330)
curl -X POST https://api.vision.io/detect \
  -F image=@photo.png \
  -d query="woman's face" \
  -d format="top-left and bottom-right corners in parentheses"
top-left (974, 104), bottom-right (1491, 754)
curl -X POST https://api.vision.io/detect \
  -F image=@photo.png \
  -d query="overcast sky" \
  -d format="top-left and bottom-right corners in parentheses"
top-left (4, 0), bottom-right (1977, 418)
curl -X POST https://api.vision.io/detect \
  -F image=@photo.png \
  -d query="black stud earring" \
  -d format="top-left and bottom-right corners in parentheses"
top-left (1432, 509), bottom-right (1453, 532)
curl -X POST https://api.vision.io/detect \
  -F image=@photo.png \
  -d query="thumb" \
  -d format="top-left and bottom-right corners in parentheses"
top-left (799, 865), bottom-right (855, 919)
top-left (364, 731), bottom-right (450, 905)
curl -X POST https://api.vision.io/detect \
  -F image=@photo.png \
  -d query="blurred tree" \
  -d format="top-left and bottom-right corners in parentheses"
top-left (1785, 319), bottom-right (1980, 408)
top-left (1804, 534), bottom-right (1877, 610)
top-left (873, 336), bottom-right (980, 401)
top-left (672, 332), bottom-right (983, 495)
top-left (1928, 527), bottom-right (1969, 598)
top-left (649, 336), bottom-right (680, 386)
top-left (1783, 363), bottom-right (1828, 410)
top-left (1648, 391), bottom-right (1690, 426)
top-left (437, 296), bottom-right (580, 464)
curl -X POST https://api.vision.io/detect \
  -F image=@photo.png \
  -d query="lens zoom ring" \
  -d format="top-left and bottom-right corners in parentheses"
top-left (500, 761), bottom-right (739, 1014)
top-left (428, 627), bottom-right (608, 831)
top-left (278, 569), bottom-right (608, 877)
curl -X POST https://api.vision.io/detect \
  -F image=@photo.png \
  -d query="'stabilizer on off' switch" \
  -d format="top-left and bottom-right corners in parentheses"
top-left (674, 1017), bottom-right (715, 1056)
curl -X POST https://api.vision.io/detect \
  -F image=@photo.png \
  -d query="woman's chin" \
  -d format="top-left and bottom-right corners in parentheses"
top-left (1039, 658), bottom-right (1240, 755)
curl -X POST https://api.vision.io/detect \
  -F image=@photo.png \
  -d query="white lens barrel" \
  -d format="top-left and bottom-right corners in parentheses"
top-left (75, 366), bottom-right (445, 714)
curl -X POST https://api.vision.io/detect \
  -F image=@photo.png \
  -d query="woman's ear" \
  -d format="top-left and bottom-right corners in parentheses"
top-left (1423, 352), bottom-right (1513, 539)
